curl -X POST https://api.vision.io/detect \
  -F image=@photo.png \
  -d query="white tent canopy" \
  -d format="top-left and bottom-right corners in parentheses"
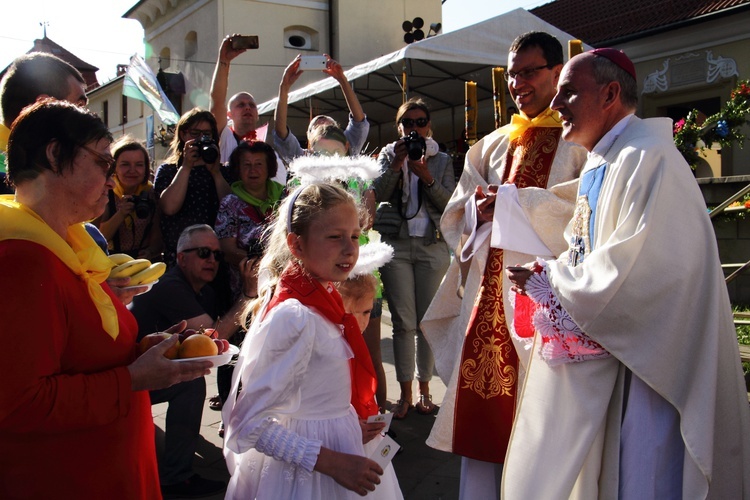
top-left (258, 9), bottom-right (587, 148)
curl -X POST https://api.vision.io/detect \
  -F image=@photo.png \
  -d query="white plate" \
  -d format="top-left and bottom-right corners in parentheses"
top-left (173, 344), bottom-right (239, 366)
top-left (121, 280), bottom-right (158, 293)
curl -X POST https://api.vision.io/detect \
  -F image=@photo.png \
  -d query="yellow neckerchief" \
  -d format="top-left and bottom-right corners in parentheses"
top-left (0, 195), bottom-right (119, 339)
top-left (0, 123), bottom-right (9, 150)
top-left (112, 180), bottom-right (152, 199)
top-left (498, 108), bottom-right (562, 142)
top-left (0, 123), bottom-right (9, 174)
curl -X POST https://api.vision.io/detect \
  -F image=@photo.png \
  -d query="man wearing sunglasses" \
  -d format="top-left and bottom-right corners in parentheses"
top-left (421, 32), bottom-right (588, 499)
top-left (131, 224), bottom-right (250, 498)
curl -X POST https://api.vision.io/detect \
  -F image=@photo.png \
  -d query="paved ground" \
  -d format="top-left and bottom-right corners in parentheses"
top-left (152, 308), bottom-right (461, 499)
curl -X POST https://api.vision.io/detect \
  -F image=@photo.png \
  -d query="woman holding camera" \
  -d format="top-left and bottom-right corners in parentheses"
top-left (95, 136), bottom-right (162, 261)
top-left (154, 108), bottom-right (232, 267)
top-left (372, 98), bottom-right (456, 419)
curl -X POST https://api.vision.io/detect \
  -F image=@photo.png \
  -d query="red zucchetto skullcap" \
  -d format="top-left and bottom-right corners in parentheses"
top-left (589, 48), bottom-right (637, 81)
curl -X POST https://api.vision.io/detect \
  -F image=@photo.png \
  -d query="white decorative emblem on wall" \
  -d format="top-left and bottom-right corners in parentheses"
top-left (642, 59), bottom-right (670, 94)
top-left (706, 50), bottom-right (739, 83)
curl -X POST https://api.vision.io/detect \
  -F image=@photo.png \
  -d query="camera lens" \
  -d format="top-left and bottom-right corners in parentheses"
top-left (134, 192), bottom-right (152, 219)
top-left (404, 130), bottom-right (425, 161)
top-left (196, 134), bottom-right (220, 164)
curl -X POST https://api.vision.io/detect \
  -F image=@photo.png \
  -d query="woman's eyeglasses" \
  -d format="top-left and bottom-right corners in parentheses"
top-left (80, 144), bottom-right (116, 177)
top-left (181, 247), bottom-right (225, 260)
top-left (399, 117), bottom-right (429, 128)
top-left (187, 128), bottom-right (213, 139)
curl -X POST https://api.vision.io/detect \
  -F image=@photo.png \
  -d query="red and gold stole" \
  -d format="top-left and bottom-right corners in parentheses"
top-left (451, 121), bottom-right (562, 463)
top-left (264, 261), bottom-right (379, 419)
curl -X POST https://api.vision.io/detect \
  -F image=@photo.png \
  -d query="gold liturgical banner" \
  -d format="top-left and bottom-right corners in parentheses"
top-left (465, 81), bottom-right (477, 145)
top-left (492, 68), bottom-right (507, 129)
top-left (568, 39), bottom-right (583, 59)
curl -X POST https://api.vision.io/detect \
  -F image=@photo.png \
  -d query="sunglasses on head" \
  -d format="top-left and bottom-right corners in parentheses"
top-left (181, 247), bottom-right (225, 260)
top-left (399, 117), bottom-right (429, 128)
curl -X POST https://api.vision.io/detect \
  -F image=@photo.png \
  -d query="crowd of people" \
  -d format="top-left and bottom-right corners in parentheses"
top-left (0, 29), bottom-right (748, 500)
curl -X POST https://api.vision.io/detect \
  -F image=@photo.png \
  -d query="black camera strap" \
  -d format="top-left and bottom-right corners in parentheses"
top-left (396, 170), bottom-right (424, 221)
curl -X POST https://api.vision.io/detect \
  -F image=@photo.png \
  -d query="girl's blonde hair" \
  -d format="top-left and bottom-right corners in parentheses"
top-left (337, 274), bottom-right (378, 304)
top-left (241, 182), bottom-right (360, 323)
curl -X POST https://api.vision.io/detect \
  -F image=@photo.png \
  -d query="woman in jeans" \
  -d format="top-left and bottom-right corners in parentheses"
top-left (372, 98), bottom-right (455, 418)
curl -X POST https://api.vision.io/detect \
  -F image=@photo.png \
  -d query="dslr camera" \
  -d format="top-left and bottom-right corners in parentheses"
top-left (195, 133), bottom-right (220, 164)
top-left (401, 130), bottom-right (426, 161)
top-left (127, 191), bottom-right (154, 219)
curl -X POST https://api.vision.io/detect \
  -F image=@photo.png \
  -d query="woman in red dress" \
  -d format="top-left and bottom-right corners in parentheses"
top-left (0, 100), bottom-right (212, 500)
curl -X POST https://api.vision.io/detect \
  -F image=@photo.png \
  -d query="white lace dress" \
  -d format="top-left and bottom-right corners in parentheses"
top-left (223, 298), bottom-right (402, 499)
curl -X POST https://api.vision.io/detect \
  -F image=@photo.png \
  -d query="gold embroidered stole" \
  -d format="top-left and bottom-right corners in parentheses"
top-left (451, 126), bottom-right (561, 462)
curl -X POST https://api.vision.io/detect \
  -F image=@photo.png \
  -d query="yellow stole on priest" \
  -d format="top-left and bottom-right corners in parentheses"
top-left (451, 113), bottom-right (561, 462)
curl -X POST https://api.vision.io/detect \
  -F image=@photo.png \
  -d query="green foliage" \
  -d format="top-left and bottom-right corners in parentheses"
top-left (674, 80), bottom-right (750, 169)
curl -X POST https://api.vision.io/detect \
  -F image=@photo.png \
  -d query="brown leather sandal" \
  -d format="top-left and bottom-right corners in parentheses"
top-left (416, 394), bottom-right (437, 415)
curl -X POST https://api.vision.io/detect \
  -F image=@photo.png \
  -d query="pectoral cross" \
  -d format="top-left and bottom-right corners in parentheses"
top-left (570, 235), bottom-right (585, 267)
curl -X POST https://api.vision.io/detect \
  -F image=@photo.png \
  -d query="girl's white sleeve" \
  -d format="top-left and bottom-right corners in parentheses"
top-left (223, 300), bottom-right (322, 471)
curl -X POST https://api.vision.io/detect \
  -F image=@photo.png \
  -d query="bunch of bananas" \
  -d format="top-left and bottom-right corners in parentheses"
top-left (108, 254), bottom-right (166, 286)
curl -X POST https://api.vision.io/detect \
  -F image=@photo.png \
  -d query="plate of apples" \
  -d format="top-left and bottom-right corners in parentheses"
top-left (138, 327), bottom-right (239, 366)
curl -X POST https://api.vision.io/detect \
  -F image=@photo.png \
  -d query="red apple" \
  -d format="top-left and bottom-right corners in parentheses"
top-left (213, 338), bottom-right (225, 354)
top-left (203, 328), bottom-right (218, 339)
top-left (220, 339), bottom-right (231, 353)
top-left (137, 332), bottom-right (180, 359)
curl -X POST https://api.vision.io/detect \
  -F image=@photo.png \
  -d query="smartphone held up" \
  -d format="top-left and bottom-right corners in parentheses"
top-left (231, 35), bottom-right (259, 50)
top-left (299, 55), bottom-right (327, 70)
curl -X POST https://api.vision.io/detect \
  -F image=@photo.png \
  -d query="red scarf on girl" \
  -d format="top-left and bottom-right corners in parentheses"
top-left (263, 261), bottom-right (378, 419)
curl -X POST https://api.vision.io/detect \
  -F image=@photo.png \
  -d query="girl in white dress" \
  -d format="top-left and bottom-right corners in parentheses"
top-left (223, 183), bottom-right (402, 499)
top-left (336, 242), bottom-right (403, 498)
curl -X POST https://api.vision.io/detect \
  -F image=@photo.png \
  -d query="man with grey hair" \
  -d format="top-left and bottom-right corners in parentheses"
top-left (131, 224), bottom-right (249, 498)
top-left (132, 223), bottom-right (248, 341)
top-left (505, 49), bottom-right (750, 498)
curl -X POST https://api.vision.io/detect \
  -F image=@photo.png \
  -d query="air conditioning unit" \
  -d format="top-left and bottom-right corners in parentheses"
top-left (284, 28), bottom-right (313, 50)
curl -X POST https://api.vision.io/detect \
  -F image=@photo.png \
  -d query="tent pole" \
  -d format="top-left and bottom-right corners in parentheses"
top-left (402, 63), bottom-right (407, 103)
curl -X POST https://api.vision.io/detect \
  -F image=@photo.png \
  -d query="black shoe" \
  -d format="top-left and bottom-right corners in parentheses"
top-left (209, 394), bottom-right (223, 411)
top-left (161, 474), bottom-right (226, 499)
top-left (218, 422), bottom-right (225, 438)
